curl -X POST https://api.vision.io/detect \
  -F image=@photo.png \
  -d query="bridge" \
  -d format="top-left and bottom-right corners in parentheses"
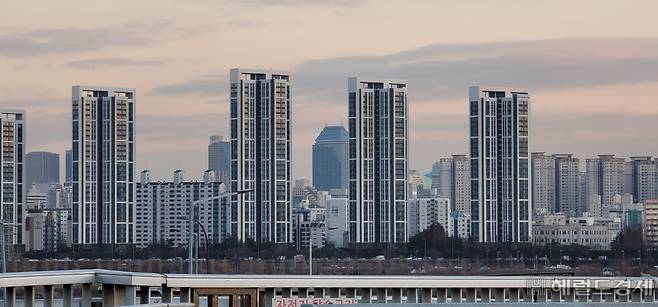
top-left (0, 269), bottom-right (657, 306)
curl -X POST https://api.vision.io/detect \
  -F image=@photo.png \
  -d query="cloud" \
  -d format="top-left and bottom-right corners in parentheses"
top-left (293, 37), bottom-right (658, 103)
top-left (66, 58), bottom-right (163, 69)
top-left (149, 75), bottom-right (227, 96)
top-left (0, 23), bottom-right (167, 57)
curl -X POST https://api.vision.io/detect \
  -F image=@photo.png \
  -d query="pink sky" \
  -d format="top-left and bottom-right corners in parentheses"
top-left (2, 0), bottom-right (658, 181)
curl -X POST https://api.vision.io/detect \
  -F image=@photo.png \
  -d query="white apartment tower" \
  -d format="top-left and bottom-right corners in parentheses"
top-left (348, 78), bottom-right (408, 243)
top-left (1, 110), bottom-right (26, 246)
top-left (229, 69), bottom-right (292, 243)
top-left (431, 155), bottom-right (471, 238)
top-left (531, 152), bottom-right (555, 216)
top-left (72, 86), bottom-right (136, 245)
top-left (469, 86), bottom-right (531, 243)
top-left (585, 155), bottom-right (626, 207)
top-left (554, 154), bottom-right (582, 217)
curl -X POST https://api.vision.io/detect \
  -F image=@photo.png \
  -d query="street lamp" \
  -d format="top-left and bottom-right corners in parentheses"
top-left (309, 223), bottom-right (337, 275)
top-left (187, 189), bottom-right (253, 274)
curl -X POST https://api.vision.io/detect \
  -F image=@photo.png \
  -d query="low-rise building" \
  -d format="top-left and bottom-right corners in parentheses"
top-left (643, 200), bottom-right (658, 250)
top-left (533, 213), bottom-right (621, 250)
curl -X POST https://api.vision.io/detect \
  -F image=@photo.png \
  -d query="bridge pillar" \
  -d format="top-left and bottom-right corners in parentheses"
top-left (509, 288), bottom-right (519, 302)
top-left (5, 287), bottom-right (16, 307)
top-left (329, 288), bottom-right (340, 298)
top-left (140, 286), bottom-right (151, 304)
top-left (465, 288), bottom-right (475, 303)
top-left (451, 288), bottom-right (461, 303)
top-left (262, 288), bottom-right (274, 307)
top-left (549, 289), bottom-right (561, 302)
top-left (313, 287), bottom-right (324, 298)
top-left (480, 288), bottom-right (491, 303)
top-left (123, 286), bottom-right (137, 305)
top-left (591, 290), bottom-right (602, 303)
top-left (376, 288), bottom-right (386, 303)
top-left (63, 284), bottom-right (73, 307)
top-left (406, 288), bottom-right (417, 303)
top-left (345, 288), bottom-right (356, 298)
top-left (635, 289), bottom-right (646, 302)
top-left (24, 286), bottom-right (35, 307)
top-left (603, 291), bottom-right (614, 303)
top-left (298, 288), bottom-right (308, 298)
top-left (81, 283), bottom-right (92, 307)
top-left (43, 285), bottom-right (54, 307)
top-left (180, 287), bottom-right (192, 303)
top-left (428, 288), bottom-right (438, 304)
top-left (494, 288), bottom-right (504, 302)
top-left (282, 288), bottom-right (292, 298)
top-left (359, 288), bottom-right (371, 304)
top-left (103, 284), bottom-right (115, 307)
top-left (161, 286), bottom-right (173, 303)
top-left (390, 288), bottom-right (402, 303)
top-left (564, 289), bottom-right (575, 302)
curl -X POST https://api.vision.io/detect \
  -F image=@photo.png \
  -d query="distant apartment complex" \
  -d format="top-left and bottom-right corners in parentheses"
top-left (229, 69), bottom-right (292, 243)
top-left (348, 78), bottom-right (408, 243)
top-left (135, 170), bottom-right (225, 248)
top-left (469, 86), bottom-right (531, 243)
top-left (408, 196), bottom-right (452, 238)
top-left (71, 86), bottom-right (136, 245)
top-left (429, 155), bottom-right (470, 238)
top-left (1, 110), bottom-right (26, 246)
top-left (531, 152), bottom-right (555, 216)
top-left (312, 125), bottom-right (348, 192)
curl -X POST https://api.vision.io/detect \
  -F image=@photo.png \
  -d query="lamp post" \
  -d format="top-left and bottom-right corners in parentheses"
top-left (309, 223), bottom-right (337, 275)
top-left (187, 189), bottom-right (253, 274)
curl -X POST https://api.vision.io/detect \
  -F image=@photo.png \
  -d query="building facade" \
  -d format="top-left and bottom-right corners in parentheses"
top-left (630, 156), bottom-right (657, 203)
top-left (430, 155), bottom-right (471, 238)
top-left (553, 154), bottom-right (582, 217)
top-left (208, 135), bottom-right (230, 183)
top-left (72, 86), bottom-right (136, 245)
top-left (532, 213), bottom-right (621, 251)
top-left (312, 125), bottom-right (349, 192)
top-left (644, 200), bottom-right (658, 251)
top-left (1, 110), bottom-right (26, 247)
top-left (135, 170), bottom-right (225, 248)
top-left (531, 152), bottom-right (555, 216)
top-left (229, 69), bottom-right (292, 243)
top-left (585, 155), bottom-right (626, 208)
top-left (348, 78), bottom-right (408, 244)
top-left (25, 151), bottom-right (60, 187)
top-left (469, 86), bottom-right (531, 243)
top-left (408, 197), bottom-right (452, 238)
top-left (65, 150), bottom-right (73, 184)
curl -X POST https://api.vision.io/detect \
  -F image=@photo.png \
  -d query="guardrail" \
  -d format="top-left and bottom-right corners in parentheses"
top-left (0, 269), bottom-right (656, 306)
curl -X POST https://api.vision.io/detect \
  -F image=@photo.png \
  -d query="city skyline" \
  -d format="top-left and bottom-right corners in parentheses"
top-left (3, 1), bottom-right (658, 182)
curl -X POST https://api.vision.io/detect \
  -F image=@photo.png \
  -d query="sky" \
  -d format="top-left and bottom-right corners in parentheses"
top-left (2, 0), bottom-right (658, 182)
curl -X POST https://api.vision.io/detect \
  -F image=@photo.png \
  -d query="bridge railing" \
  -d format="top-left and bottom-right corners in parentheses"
top-left (1, 269), bottom-right (657, 307)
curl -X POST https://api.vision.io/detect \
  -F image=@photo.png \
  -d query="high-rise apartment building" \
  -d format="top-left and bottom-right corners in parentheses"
top-left (25, 151), bottom-right (60, 187)
top-left (312, 125), bottom-right (348, 192)
top-left (585, 155), bottom-right (626, 207)
top-left (408, 197), bottom-right (452, 238)
top-left (531, 152), bottom-right (555, 216)
top-left (72, 86), bottom-right (136, 245)
top-left (208, 135), bottom-right (230, 183)
top-left (469, 86), bottom-right (531, 243)
top-left (553, 154), bottom-right (582, 217)
top-left (229, 69), bottom-right (292, 243)
top-left (430, 155), bottom-right (471, 238)
top-left (629, 156), bottom-right (657, 203)
top-left (1, 110), bottom-right (26, 246)
top-left (643, 200), bottom-right (658, 251)
top-left (348, 78), bottom-right (408, 243)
